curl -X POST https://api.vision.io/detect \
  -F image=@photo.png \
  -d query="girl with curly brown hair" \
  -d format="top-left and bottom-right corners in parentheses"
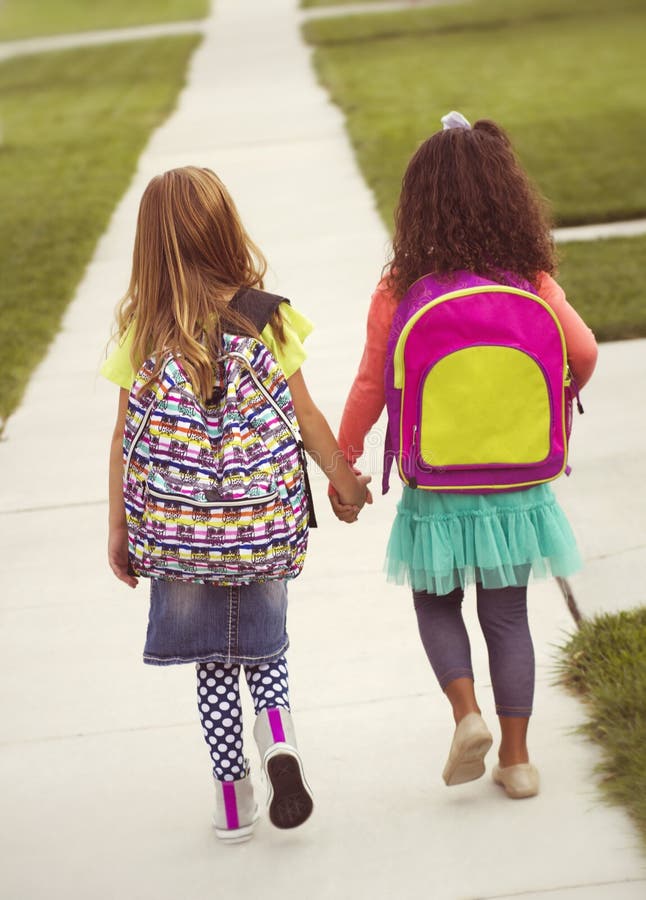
top-left (331, 114), bottom-right (598, 800)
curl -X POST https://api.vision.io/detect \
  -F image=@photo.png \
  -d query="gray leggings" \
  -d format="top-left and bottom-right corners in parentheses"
top-left (413, 583), bottom-right (535, 718)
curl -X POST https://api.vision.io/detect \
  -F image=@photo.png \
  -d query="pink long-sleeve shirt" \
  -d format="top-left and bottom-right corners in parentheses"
top-left (337, 273), bottom-right (598, 466)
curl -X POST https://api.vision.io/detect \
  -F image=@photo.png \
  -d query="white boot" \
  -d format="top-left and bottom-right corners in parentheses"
top-left (213, 764), bottom-right (259, 844)
top-left (253, 707), bottom-right (313, 829)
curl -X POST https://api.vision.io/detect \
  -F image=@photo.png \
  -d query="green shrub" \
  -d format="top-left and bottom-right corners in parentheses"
top-left (558, 609), bottom-right (646, 847)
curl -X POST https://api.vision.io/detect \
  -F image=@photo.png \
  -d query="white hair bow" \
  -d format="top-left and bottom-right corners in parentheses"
top-left (441, 111), bottom-right (471, 130)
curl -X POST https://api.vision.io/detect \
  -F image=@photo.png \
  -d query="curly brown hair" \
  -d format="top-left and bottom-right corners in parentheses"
top-left (387, 119), bottom-right (555, 299)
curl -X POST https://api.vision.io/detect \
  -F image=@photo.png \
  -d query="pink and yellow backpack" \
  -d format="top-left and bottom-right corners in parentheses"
top-left (382, 271), bottom-right (583, 494)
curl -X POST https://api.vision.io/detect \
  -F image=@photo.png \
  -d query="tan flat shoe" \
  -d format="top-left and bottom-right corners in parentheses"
top-left (492, 762), bottom-right (540, 799)
top-left (442, 712), bottom-right (493, 786)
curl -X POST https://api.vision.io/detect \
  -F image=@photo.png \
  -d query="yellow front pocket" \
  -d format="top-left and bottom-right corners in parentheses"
top-left (419, 346), bottom-right (550, 468)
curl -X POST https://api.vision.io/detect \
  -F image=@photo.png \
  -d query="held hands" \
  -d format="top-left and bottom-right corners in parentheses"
top-left (329, 469), bottom-right (373, 524)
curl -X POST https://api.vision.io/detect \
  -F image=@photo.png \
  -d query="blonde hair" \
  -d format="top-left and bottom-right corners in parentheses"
top-left (116, 166), bottom-right (268, 399)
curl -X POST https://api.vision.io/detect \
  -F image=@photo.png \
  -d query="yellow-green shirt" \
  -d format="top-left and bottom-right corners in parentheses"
top-left (100, 301), bottom-right (313, 390)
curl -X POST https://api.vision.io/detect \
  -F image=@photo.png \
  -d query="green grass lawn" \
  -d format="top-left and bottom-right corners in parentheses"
top-left (0, 0), bottom-right (207, 41)
top-left (557, 236), bottom-right (646, 343)
top-left (304, 0), bottom-right (646, 227)
top-left (303, 0), bottom-right (646, 342)
top-left (0, 36), bottom-right (201, 424)
top-left (302, 0), bottom-right (392, 6)
top-left (558, 608), bottom-right (646, 849)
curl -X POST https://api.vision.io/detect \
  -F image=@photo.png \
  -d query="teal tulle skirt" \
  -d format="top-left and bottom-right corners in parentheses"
top-left (385, 483), bottom-right (581, 596)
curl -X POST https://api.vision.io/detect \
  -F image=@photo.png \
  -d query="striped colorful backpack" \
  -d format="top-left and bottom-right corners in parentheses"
top-left (382, 271), bottom-right (583, 494)
top-left (123, 291), bottom-right (314, 584)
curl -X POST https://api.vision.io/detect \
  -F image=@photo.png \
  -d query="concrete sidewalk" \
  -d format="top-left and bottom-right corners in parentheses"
top-left (1, 1), bottom-right (644, 897)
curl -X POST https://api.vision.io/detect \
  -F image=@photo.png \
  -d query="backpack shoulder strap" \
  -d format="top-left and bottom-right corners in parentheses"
top-left (124, 356), bottom-right (184, 474)
top-left (228, 287), bottom-right (289, 334)
top-left (219, 332), bottom-right (318, 529)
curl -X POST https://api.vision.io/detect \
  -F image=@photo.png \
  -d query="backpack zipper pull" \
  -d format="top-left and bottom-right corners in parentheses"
top-left (408, 426), bottom-right (418, 488)
top-left (566, 366), bottom-right (584, 415)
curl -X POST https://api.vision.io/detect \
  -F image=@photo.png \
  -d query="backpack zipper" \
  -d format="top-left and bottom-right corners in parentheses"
top-left (220, 349), bottom-right (317, 527)
top-left (147, 484), bottom-right (279, 508)
top-left (219, 350), bottom-right (301, 441)
top-left (407, 344), bottom-right (554, 472)
top-left (126, 348), bottom-right (315, 523)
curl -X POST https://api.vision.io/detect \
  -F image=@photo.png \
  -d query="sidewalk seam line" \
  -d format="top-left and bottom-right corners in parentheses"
top-left (0, 499), bottom-right (107, 516)
top-left (477, 876), bottom-right (646, 899)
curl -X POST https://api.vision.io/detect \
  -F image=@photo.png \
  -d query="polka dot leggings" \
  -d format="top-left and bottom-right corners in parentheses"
top-left (196, 656), bottom-right (290, 781)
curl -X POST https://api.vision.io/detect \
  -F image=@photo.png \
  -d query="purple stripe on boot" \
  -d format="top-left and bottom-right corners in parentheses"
top-left (267, 707), bottom-right (286, 743)
top-left (222, 782), bottom-right (239, 830)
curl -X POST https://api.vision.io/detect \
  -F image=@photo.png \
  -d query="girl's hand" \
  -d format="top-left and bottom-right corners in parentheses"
top-left (329, 494), bottom-right (360, 523)
top-left (108, 389), bottom-right (138, 587)
top-left (354, 472), bottom-right (374, 507)
top-left (330, 473), bottom-right (373, 523)
top-left (343, 473), bottom-right (372, 510)
top-left (108, 525), bottom-right (138, 588)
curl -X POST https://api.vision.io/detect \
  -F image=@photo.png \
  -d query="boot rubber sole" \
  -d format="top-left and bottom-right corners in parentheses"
top-left (264, 748), bottom-right (314, 829)
top-left (213, 810), bottom-right (259, 844)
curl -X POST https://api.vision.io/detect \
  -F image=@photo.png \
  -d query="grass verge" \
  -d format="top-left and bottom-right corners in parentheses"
top-left (557, 608), bottom-right (646, 849)
top-left (0, 36), bottom-right (201, 425)
top-left (0, 0), bottom-right (207, 41)
top-left (556, 236), bottom-right (646, 343)
top-left (303, 0), bottom-right (646, 340)
top-left (303, 0), bottom-right (646, 227)
top-left (302, 0), bottom-right (392, 7)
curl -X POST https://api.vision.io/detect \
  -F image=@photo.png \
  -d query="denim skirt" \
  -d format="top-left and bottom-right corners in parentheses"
top-left (143, 579), bottom-right (289, 666)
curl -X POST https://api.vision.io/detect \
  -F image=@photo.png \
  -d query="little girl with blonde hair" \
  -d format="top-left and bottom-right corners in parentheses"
top-left (103, 166), bottom-right (369, 842)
